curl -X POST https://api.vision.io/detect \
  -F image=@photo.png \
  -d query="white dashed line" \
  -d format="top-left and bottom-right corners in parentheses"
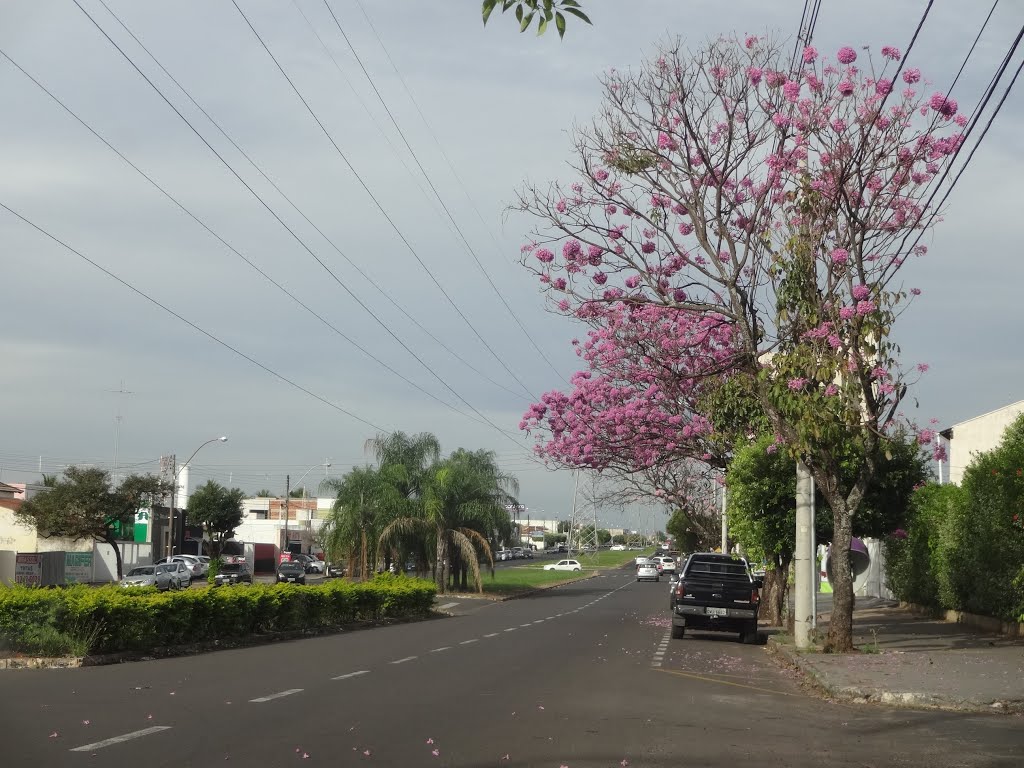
top-left (546, 616), bottom-right (555, 620)
top-left (483, 632), bottom-right (499, 638)
top-left (250, 689), bottom-right (303, 703)
top-left (70, 727), bottom-right (171, 752)
top-left (437, 602), bottom-right (459, 611)
top-left (390, 656), bottom-right (417, 665)
top-left (533, 620), bottom-right (545, 624)
top-left (331, 670), bottom-right (369, 681)
top-left (520, 623), bottom-right (533, 627)
top-left (459, 639), bottom-right (478, 645)
top-left (430, 646), bottom-right (451, 653)
top-left (504, 627), bottom-right (518, 632)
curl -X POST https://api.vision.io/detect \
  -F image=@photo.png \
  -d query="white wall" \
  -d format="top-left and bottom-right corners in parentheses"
top-left (949, 400), bottom-right (1024, 485)
top-left (93, 541), bottom-right (153, 582)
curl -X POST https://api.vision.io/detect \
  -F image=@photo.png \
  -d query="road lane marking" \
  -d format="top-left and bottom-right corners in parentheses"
top-left (533, 620), bottom-right (544, 624)
top-left (430, 646), bottom-right (451, 653)
top-left (437, 602), bottom-right (459, 611)
top-left (483, 632), bottom-right (499, 638)
top-left (654, 668), bottom-right (795, 697)
top-left (250, 689), bottom-right (304, 703)
top-left (504, 627), bottom-right (518, 632)
top-left (331, 670), bottom-right (369, 680)
top-left (459, 639), bottom-right (478, 645)
top-left (520, 623), bottom-right (533, 627)
top-left (390, 656), bottom-right (417, 665)
top-left (546, 616), bottom-right (555, 620)
top-left (70, 726), bottom-right (171, 752)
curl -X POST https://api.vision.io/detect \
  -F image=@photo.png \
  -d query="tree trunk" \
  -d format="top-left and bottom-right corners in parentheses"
top-left (824, 502), bottom-right (855, 652)
top-left (105, 534), bottom-right (124, 580)
top-left (360, 532), bottom-right (368, 582)
top-left (761, 555), bottom-right (791, 626)
top-left (460, 564), bottom-right (469, 592)
top-left (435, 530), bottom-right (449, 593)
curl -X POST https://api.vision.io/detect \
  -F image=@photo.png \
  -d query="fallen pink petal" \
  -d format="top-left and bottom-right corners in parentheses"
top-left (426, 738), bottom-right (434, 744)
top-left (302, 753), bottom-right (310, 759)
top-left (82, 720), bottom-right (90, 726)
top-left (432, 749), bottom-right (440, 757)
top-left (48, 732), bottom-right (59, 739)
top-left (363, 750), bottom-right (371, 757)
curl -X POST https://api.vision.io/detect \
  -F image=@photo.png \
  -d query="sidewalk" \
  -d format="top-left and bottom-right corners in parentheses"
top-left (768, 598), bottom-right (1024, 714)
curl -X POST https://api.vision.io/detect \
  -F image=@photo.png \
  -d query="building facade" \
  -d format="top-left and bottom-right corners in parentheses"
top-left (942, 398), bottom-right (1024, 486)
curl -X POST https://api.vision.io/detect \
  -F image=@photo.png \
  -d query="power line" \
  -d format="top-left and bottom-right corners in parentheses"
top-left (229, 0), bottom-right (540, 402)
top-left (0, 45), bottom-right (498, 434)
top-left (69, 0), bottom-right (528, 447)
top-left (0, 200), bottom-right (389, 432)
top-left (327, 0), bottom-right (570, 387)
top-left (94, 0), bottom-right (530, 406)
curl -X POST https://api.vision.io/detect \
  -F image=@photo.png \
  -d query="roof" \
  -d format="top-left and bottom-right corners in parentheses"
top-left (0, 482), bottom-right (19, 492)
top-left (948, 398), bottom-right (1024, 432)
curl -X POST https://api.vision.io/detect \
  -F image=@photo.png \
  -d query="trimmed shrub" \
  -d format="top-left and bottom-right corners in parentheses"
top-left (0, 575), bottom-right (435, 656)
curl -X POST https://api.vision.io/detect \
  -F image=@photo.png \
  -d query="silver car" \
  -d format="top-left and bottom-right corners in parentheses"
top-left (636, 562), bottom-right (660, 582)
top-left (121, 564), bottom-right (178, 591)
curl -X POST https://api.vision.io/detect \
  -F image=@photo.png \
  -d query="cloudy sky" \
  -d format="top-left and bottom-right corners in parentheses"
top-left (1, 0), bottom-right (1021, 526)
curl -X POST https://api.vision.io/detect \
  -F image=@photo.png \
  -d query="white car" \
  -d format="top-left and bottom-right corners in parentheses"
top-left (635, 556), bottom-right (652, 566)
top-left (543, 559), bottom-right (582, 572)
top-left (655, 556), bottom-right (676, 575)
top-left (636, 562), bottom-right (660, 581)
top-left (610, 544), bottom-right (626, 551)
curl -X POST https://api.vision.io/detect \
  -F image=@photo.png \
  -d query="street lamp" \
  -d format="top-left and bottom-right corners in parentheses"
top-left (167, 436), bottom-right (228, 558)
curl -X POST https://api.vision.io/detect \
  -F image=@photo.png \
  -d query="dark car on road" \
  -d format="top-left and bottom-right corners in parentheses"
top-left (669, 553), bottom-right (762, 644)
top-left (277, 561), bottom-right (307, 585)
top-left (213, 561), bottom-right (253, 587)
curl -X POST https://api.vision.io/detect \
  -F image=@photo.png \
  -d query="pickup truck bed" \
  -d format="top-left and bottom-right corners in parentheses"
top-left (669, 553), bottom-right (761, 643)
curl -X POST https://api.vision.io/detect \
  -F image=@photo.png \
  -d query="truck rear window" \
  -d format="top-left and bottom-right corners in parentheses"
top-left (686, 560), bottom-right (749, 578)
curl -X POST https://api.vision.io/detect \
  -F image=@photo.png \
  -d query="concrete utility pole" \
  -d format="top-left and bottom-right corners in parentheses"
top-left (794, 460), bottom-right (814, 649)
top-left (720, 483), bottom-right (728, 553)
top-left (284, 473), bottom-right (291, 556)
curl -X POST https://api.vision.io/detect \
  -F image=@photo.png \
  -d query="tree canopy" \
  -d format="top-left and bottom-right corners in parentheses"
top-left (186, 480), bottom-right (245, 557)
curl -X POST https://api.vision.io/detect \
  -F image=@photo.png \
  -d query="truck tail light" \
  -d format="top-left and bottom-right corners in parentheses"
top-left (751, 588), bottom-right (760, 604)
top-left (675, 584), bottom-right (686, 598)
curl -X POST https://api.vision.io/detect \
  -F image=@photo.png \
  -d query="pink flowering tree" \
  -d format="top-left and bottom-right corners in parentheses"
top-left (516, 35), bottom-right (959, 651)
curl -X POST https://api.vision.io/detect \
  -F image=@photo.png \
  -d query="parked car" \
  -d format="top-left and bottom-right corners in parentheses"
top-left (149, 560), bottom-right (193, 588)
top-left (213, 561), bottom-right (253, 587)
top-left (292, 554), bottom-right (324, 574)
top-left (327, 562), bottom-right (346, 578)
top-left (155, 555), bottom-right (202, 580)
top-left (277, 561), bottom-right (307, 585)
top-left (669, 553), bottom-right (762, 644)
top-left (496, 549), bottom-right (513, 562)
top-left (543, 559), bottom-right (582, 572)
top-left (121, 565), bottom-right (179, 591)
top-left (636, 562), bottom-right (660, 582)
top-left (610, 544), bottom-right (626, 551)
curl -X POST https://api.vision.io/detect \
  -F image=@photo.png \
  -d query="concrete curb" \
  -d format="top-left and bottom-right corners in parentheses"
top-left (440, 570), bottom-right (601, 606)
top-left (900, 601), bottom-right (1024, 640)
top-left (0, 612), bottom-right (437, 670)
top-left (766, 637), bottom-right (1021, 715)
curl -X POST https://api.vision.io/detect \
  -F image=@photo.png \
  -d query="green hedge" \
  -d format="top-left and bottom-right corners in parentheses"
top-left (0, 574), bottom-right (436, 657)
top-left (884, 415), bottom-right (1024, 623)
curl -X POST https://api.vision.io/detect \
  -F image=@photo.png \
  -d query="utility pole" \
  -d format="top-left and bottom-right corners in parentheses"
top-left (284, 474), bottom-right (290, 557)
top-left (794, 460), bottom-right (814, 649)
top-left (567, 471), bottom-right (580, 556)
top-left (720, 482), bottom-right (728, 553)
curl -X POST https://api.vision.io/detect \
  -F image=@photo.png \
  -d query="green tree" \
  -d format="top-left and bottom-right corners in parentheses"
top-left (557, 519), bottom-right (571, 533)
top-left (17, 466), bottom-right (170, 579)
top-left (254, 489), bottom-right (275, 498)
top-left (321, 466), bottom-right (385, 581)
top-left (481, 0), bottom-right (590, 38)
top-left (185, 480), bottom-right (244, 558)
top-left (381, 448), bottom-right (518, 593)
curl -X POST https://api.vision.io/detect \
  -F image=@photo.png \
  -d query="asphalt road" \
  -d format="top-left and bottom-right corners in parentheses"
top-left (2, 572), bottom-right (1022, 767)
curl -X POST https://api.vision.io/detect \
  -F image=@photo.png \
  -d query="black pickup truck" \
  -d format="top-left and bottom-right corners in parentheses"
top-left (669, 553), bottom-right (762, 644)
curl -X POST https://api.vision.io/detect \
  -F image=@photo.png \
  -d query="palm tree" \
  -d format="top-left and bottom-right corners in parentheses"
top-left (320, 466), bottom-right (383, 581)
top-left (381, 448), bottom-right (519, 593)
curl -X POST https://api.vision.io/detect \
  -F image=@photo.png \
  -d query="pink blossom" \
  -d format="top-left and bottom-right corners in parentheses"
top-left (902, 68), bottom-right (921, 84)
top-left (657, 132), bottom-right (677, 150)
top-left (802, 46), bottom-right (819, 63)
top-left (783, 80), bottom-right (801, 102)
top-left (747, 66), bottom-right (763, 86)
top-left (856, 299), bottom-right (876, 315)
top-left (556, 199), bottom-right (567, 213)
top-left (535, 248), bottom-right (554, 264)
top-left (553, 277), bottom-right (567, 290)
top-left (851, 284), bottom-right (870, 300)
top-left (830, 247), bottom-right (849, 265)
top-left (837, 79), bottom-right (854, 96)
top-left (839, 306), bottom-right (856, 320)
top-left (824, 384), bottom-right (839, 396)
top-left (765, 70), bottom-right (786, 88)
top-left (929, 92), bottom-right (958, 118)
top-left (625, 275), bottom-right (640, 289)
top-left (881, 46), bottom-right (901, 61)
top-left (837, 46), bottom-right (858, 64)
top-left (592, 272), bottom-right (608, 285)
top-left (875, 78), bottom-right (893, 96)
top-left (563, 239), bottom-right (583, 260)
top-left (587, 245), bottom-right (604, 265)
top-left (745, 35), bottom-right (758, 49)
top-left (954, 114), bottom-right (968, 126)
top-left (916, 363), bottom-right (930, 373)
top-left (594, 169), bottom-right (609, 181)
top-left (788, 377), bottom-right (808, 391)
top-left (641, 241), bottom-right (656, 254)
top-left (910, 287), bottom-right (922, 296)
top-left (678, 222), bottom-right (693, 236)
top-left (558, 299), bottom-right (570, 312)
top-left (827, 335), bottom-right (842, 349)
top-left (917, 428), bottom-right (936, 445)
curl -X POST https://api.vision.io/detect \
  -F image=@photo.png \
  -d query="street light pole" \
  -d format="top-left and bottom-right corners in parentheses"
top-left (167, 436), bottom-right (227, 559)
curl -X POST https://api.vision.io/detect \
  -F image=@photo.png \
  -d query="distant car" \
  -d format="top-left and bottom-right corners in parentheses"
top-left (149, 560), bottom-right (193, 588)
top-left (636, 562), bottom-right (660, 582)
top-left (636, 556), bottom-right (652, 566)
top-left (496, 549), bottom-right (513, 562)
top-left (654, 556), bottom-right (676, 575)
top-left (277, 561), bottom-right (306, 584)
top-left (610, 544), bottom-right (626, 551)
top-left (155, 555), bottom-right (202, 580)
top-left (543, 559), bottom-right (582, 572)
top-left (292, 554), bottom-right (325, 574)
top-left (213, 561), bottom-right (253, 587)
top-left (121, 565), bottom-right (178, 591)
top-left (327, 562), bottom-right (346, 578)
